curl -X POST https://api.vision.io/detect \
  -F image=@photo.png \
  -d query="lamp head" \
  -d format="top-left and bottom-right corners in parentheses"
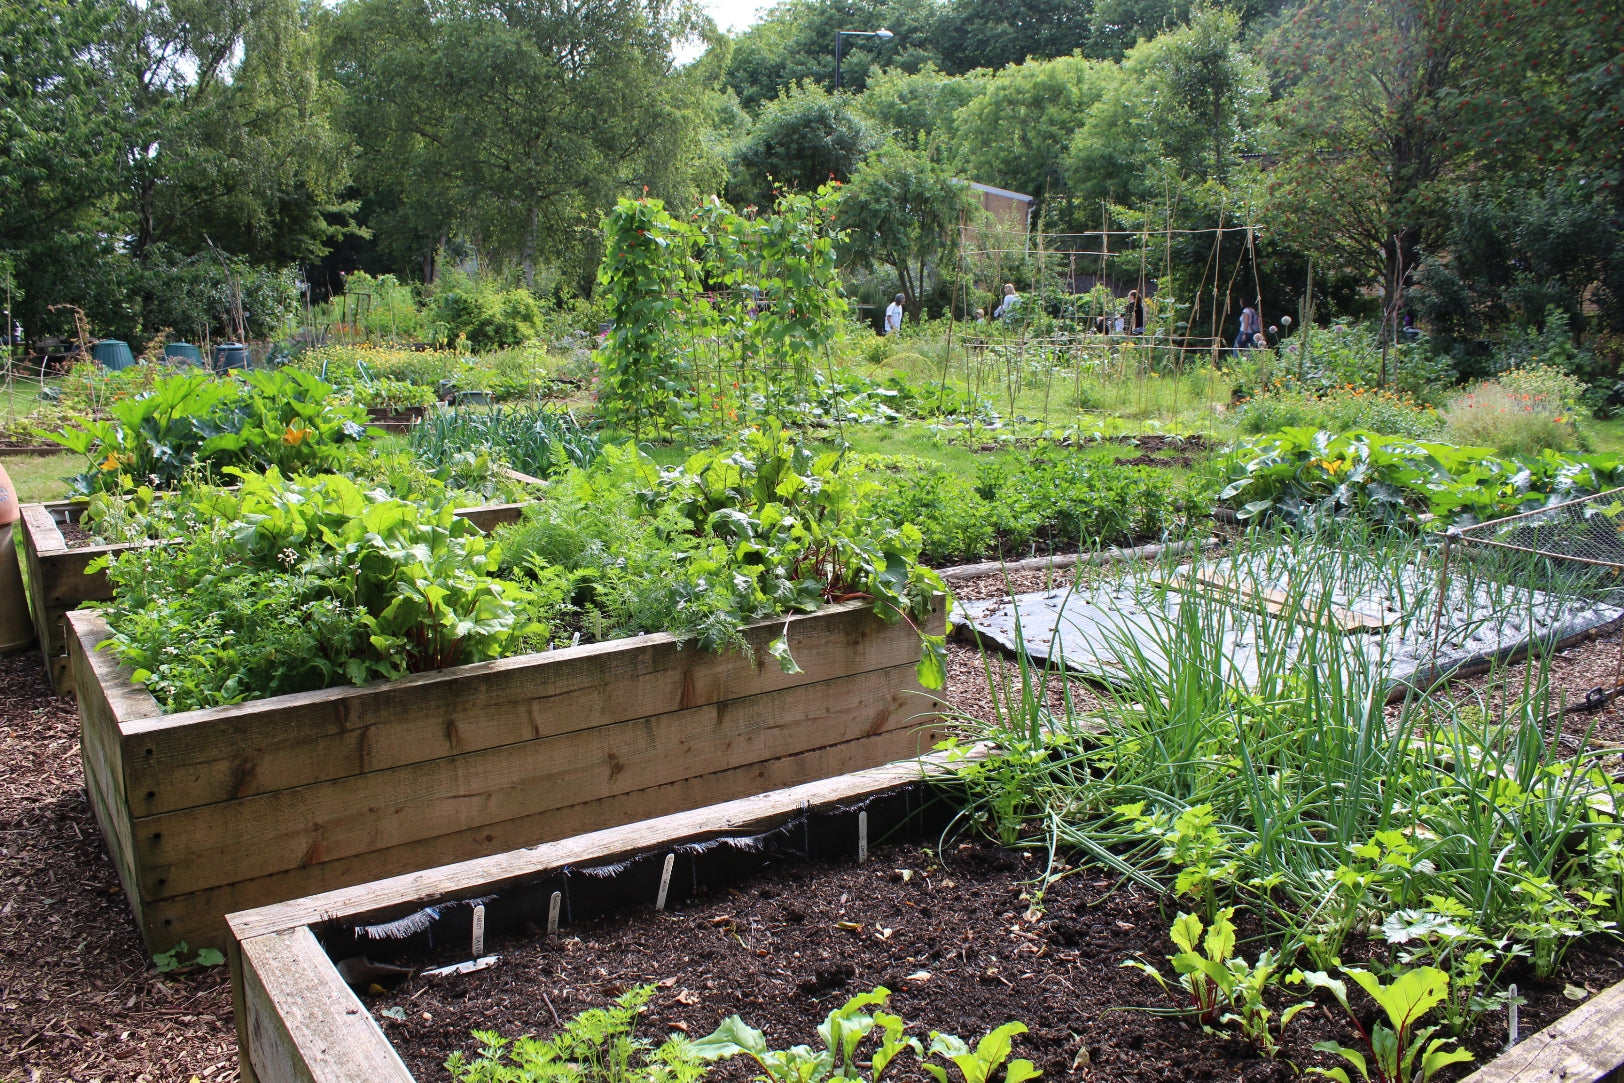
top-left (875, 27), bottom-right (893, 38)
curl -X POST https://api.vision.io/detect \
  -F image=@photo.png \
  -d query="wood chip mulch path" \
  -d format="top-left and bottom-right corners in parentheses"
top-left (1, 570), bottom-right (1620, 1082)
top-left (0, 649), bottom-right (235, 1083)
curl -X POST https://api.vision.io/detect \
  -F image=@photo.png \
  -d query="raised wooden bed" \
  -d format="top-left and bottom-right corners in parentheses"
top-left (70, 594), bottom-right (945, 953)
top-left (20, 498), bottom-right (526, 694)
top-left (221, 755), bottom-right (1624, 1083)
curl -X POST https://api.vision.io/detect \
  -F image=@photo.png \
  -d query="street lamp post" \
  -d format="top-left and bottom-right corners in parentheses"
top-left (833, 28), bottom-right (893, 90)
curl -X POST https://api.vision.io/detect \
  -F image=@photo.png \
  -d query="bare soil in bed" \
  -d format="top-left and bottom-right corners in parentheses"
top-left (373, 839), bottom-right (1624, 1082)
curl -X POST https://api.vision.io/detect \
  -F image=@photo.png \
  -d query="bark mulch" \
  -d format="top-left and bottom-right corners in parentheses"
top-left (2, 569), bottom-right (1621, 1083)
top-left (0, 649), bottom-right (235, 1083)
top-left (374, 840), bottom-right (1624, 1083)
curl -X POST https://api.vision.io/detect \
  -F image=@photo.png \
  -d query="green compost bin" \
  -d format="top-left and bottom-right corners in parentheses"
top-left (214, 342), bottom-right (250, 371)
top-left (163, 342), bottom-right (203, 366)
top-left (92, 340), bottom-right (135, 371)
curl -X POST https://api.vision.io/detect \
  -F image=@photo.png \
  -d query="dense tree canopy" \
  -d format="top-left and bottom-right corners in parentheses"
top-left (2, 0), bottom-right (1616, 363)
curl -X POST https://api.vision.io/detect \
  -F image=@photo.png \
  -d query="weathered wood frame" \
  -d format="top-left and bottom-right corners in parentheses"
top-left (71, 594), bottom-right (944, 952)
top-left (226, 758), bottom-right (948, 1083)
top-left (20, 498), bottom-right (527, 694)
top-left (223, 754), bottom-right (1624, 1083)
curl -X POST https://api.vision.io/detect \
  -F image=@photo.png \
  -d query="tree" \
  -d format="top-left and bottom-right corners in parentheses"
top-left (728, 82), bottom-right (879, 206)
top-left (840, 143), bottom-right (980, 318)
top-left (1261, 0), bottom-right (1477, 314)
top-left (720, 0), bottom-right (941, 109)
top-left (932, 0), bottom-right (1096, 73)
top-left (1, 0), bottom-right (349, 340)
top-left (328, 0), bottom-right (721, 289)
top-left (951, 55), bottom-right (1114, 203)
top-left (856, 63), bottom-right (984, 148)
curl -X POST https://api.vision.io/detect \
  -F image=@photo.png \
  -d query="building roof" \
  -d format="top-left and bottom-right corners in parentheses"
top-left (967, 181), bottom-right (1035, 204)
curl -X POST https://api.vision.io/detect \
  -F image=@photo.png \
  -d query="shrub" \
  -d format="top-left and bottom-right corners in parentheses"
top-left (430, 274), bottom-right (545, 349)
top-left (1219, 427), bottom-right (1624, 527)
top-left (1441, 380), bottom-right (1584, 456)
top-left (1236, 387), bottom-right (1441, 440)
top-left (42, 369), bottom-right (373, 495)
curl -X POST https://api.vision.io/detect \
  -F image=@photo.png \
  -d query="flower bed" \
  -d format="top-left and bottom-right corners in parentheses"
top-left (19, 497), bottom-right (527, 694)
top-left (69, 592), bottom-right (944, 953)
top-left (220, 763), bottom-right (1624, 1083)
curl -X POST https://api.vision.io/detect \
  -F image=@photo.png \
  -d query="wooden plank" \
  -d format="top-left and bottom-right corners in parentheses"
top-left (452, 502), bottom-right (526, 533)
top-left (229, 938), bottom-right (261, 1083)
top-left (69, 614), bottom-right (144, 933)
top-left (135, 662), bottom-right (933, 900)
top-left (1458, 977), bottom-right (1624, 1083)
top-left (1162, 568), bottom-right (1397, 633)
top-left (67, 610), bottom-right (162, 719)
top-left (240, 927), bottom-right (411, 1083)
top-left (167, 725), bottom-right (944, 948)
top-left (19, 504), bottom-right (66, 687)
top-left (107, 597), bottom-right (941, 814)
top-left (936, 538), bottom-right (1207, 582)
top-left (229, 749), bottom-right (965, 943)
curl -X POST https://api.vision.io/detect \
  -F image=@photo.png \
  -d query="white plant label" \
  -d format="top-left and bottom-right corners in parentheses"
top-left (655, 853), bottom-right (675, 911)
top-left (471, 904), bottom-right (486, 957)
top-left (547, 891), bottom-right (562, 937)
top-left (1507, 983), bottom-right (1519, 1048)
top-left (858, 811), bottom-right (868, 864)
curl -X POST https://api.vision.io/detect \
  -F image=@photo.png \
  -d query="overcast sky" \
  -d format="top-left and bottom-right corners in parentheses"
top-left (702, 0), bottom-right (768, 33)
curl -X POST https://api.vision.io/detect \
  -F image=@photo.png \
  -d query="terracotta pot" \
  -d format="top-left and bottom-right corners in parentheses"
top-left (0, 463), bottom-right (16, 525)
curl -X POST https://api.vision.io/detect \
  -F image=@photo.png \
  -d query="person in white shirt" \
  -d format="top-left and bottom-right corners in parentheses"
top-left (993, 283), bottom-right (1020, 320)
top-left (884, 293), bottom-right (904, 335)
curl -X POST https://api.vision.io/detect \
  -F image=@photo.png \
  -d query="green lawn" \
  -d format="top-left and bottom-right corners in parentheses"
top-left (4, 453), bottom-right (72, 503)
top-left (1585, 417), bottom-right (1624, 454)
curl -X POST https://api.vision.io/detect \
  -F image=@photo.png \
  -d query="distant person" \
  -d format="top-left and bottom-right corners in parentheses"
top-left (884, 293), bottom-right (904, 335)
top-left (994, 283), bottom-right (1020, 320)
top-left (1235, 298), bottom-right (1261, 354)
top-left (1126, 289), bottom-right (1145, 334)
top-left (973, 308), bottom-right (986, 324)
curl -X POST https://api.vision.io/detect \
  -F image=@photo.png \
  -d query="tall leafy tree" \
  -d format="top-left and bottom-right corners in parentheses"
top-left (1261, 0), bottom-right (1476, 309)
top-left (951, 54), bottom-right (1114, 202)
top-left (329, 0), bottom-right (719, 288)
top-left (932, 0), bottom-right (1096, 73)
top-left (728, 82), bottom-right (879, 206)
top-left (722, 0), bottom-right (940, 108)
top-left (840, 143), bottom-right (980, 317)
top-left (855, 63), bottom-right (985, 147)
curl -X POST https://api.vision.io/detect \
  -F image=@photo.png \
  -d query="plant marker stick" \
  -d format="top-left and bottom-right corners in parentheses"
top-left (472, 904), bottom-right (485, 957)
top-left (547, 891), bottom-right (561, 937)
top-left (656, 853), bottom-right (675, 911)
top-left (858, 811), bottom-right (868, 864)
top-left (1508, 984), bottom-right (1518, 1048)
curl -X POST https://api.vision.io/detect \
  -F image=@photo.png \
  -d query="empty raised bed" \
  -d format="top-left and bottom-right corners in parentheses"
top-left (70, 594), bottom-right (945, 952)
top-left (222, 759), bottom-right (1624, 1083)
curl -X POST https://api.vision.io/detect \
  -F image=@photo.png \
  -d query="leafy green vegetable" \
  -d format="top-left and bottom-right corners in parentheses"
top-left (1292, 967), bottom-right (1473, 1083)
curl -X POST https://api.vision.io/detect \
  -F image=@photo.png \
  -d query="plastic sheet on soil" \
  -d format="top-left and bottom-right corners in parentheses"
top-left (951, 549), bottom-right (1624, 693)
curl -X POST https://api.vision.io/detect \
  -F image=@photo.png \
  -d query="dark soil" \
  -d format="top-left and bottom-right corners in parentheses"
top-left (1112, 453), bottom-right (1197, 469)
top-left (59, 519), bottom-right (97, 548)
top-left (0, 649), bottom-right (236, 1081)
top-left (958, 434), bottom-right (1212, 455)
top-left (373, 840), bottom-right (1624, 1082)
